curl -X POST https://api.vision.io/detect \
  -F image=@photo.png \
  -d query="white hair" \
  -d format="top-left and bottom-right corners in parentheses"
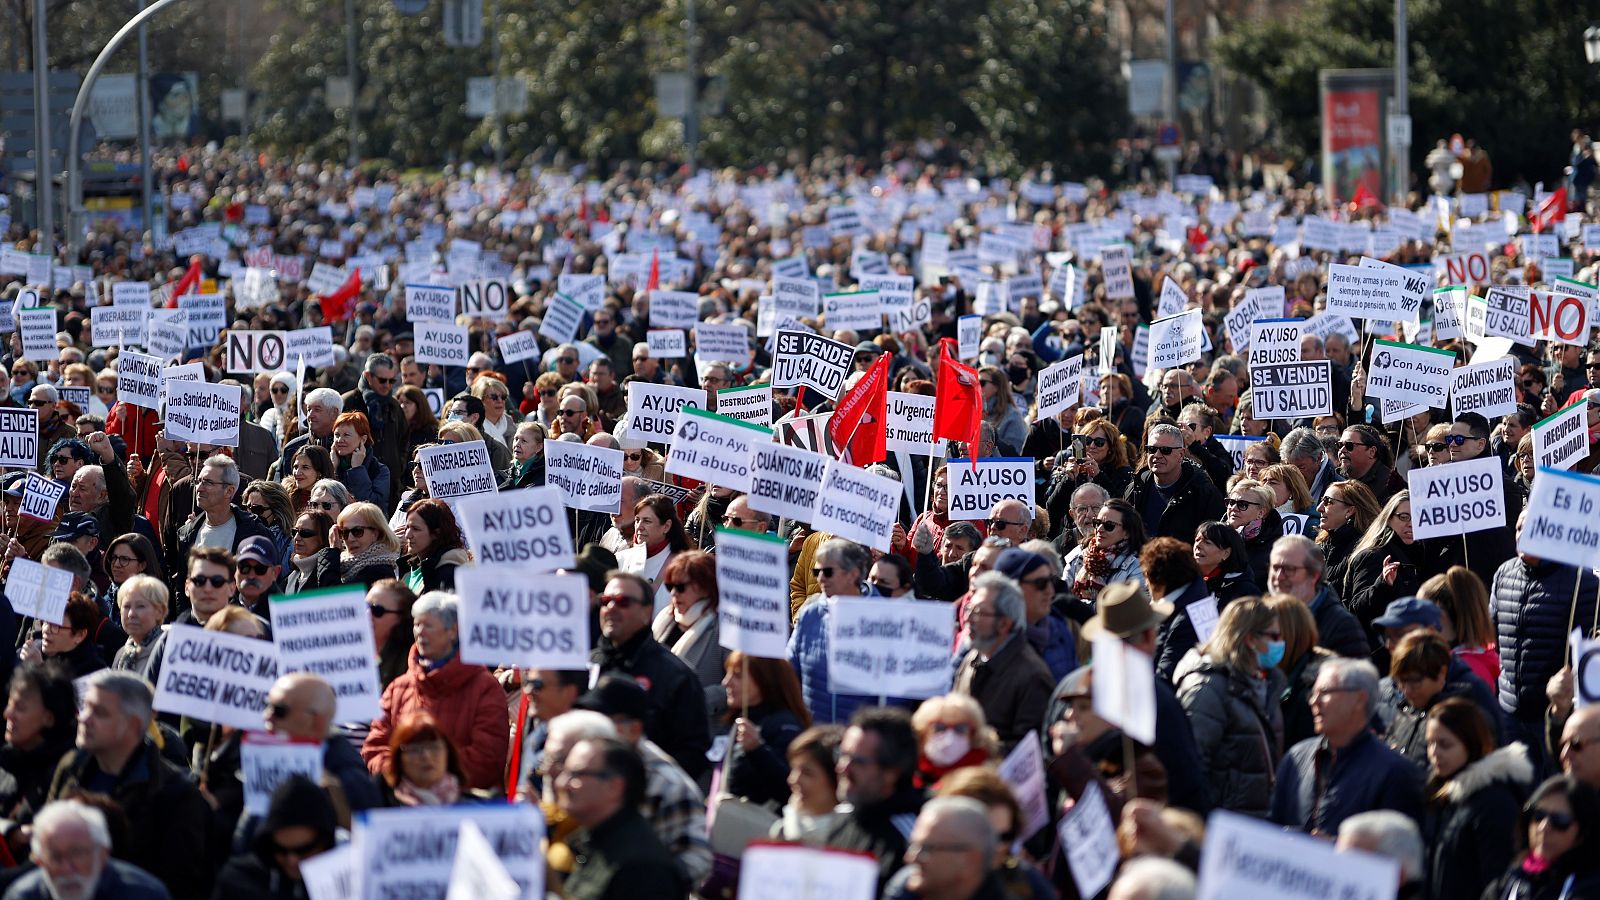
top-left (1108, 857), bottom-right (1196, 900)
top-left (413, 591), bottom-right (459, 630)
top-left (304, 387), bottom-right (343, 412)
top-left (547, 709), bottom-right (618, 747)
top-left (31, 800), bottom-right (112, 860)
top-left (1339, 810), bottom-right (1423, 884)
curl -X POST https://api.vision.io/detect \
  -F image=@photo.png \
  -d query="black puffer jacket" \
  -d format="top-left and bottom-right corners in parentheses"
top-left (1173, 650), bottom-right (1284, 818)
top-left (1493, 558), bottom-right (1600, 722)
top-left (1318, 520), bottom-right (1362, 589)
top-left (1421, 743), bottom-right (1532, 900)
top-left (1341, 535), bottom-right (1420, 637)
top-left (1123, 460), bottom-right (1226, 541)
top-left (1241, 510), bottom-right (1284, 588)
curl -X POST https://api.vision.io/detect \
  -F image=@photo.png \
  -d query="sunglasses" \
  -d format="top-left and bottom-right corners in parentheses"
top-left (238, 561), bottom-right (271, 576)
top-left (369, 375), bottom-right (396, 385)
top-left (1019, 575), bottom-right (1054, 590)
top-left (1225, 498), bottom-right (1260, 509)
top-left (560, 409), bottom-right (584, 417)
top-left (270, 835), bottom-right (323, 858)
top-left (665, 581), bottom-right (693, 593)
top-left (1079, 436), bottom-right (1108, 447)
top-left (1145, 445), bottom-right (1179, 455)
top-left (27, 399), bottom-right (52, 407)
top-left (598, 593), bottom-right (641, 609)
top-left (368, 603), bottom-right (398, 618)
top-left (340, 525), bottom-right (371, 539)
top-left (189, 574), bottom-right (230, 588)
top-left (1336, 440), bottom-right (1371, 451)
top-left (50, 455), bottom-right (73, 465)
top-left (313, 501), bottom-right (338, 511)
top-left (558, 357), bottom-right (578, 365)
top-left (625, 452), bottom-right (643, 461)
top-left (539, 389), bottom-right (557, 397)
top-left (722, 515), bottom-right (756, 528)
top-left (96, 386), bottom-right (115, 394)
top-left (811, 566), bottom-right (836, 579)
top-left (1423, 442), bottom-right (1447, 453)
top-left (987, 517), bottom-right (1022, 530)
top-left (293, 528), bottom-right (321, 539)
top-left (1093, 518), bottom-right (1121, 531)
top-left (1444, 434), bottom-right (1475, 446)
top-left (1528, 808), bottom-right (1577, 830)
top-left (245, 504), bottom-right (272, 517)
top-left (270, 386), bottom-right (290, 395)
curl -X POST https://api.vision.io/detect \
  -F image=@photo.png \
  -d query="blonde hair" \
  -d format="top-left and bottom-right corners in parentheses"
top-left (337, 501), bottom-right (401, 553)
top-left (1228, 477), bottom-right (1275, 511)
top-left (1261, 463), bottom-right (1312, 512)
top-left (910, 693), bottom-right (1000, 759)
top-left (118, 574), bottom-right (169, 616)
top-left (437, 421), bottom-right (485, 444)
top-left (205, 606), bottom-right (264, 638)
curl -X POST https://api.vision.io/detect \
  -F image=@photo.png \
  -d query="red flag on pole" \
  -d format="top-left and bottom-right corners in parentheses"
top-left (646, 247), bottom-right (660, 292)
top-left (317, 268), bottom-right (362, 322)
top-left (933, 338), bottom-right (982, 468)
top-left (826, 352), bottom-right (889, 466)
top-left (165, 256), bottom-right (204, 307)
top-left (1349, 182), bottom-right (1382, 212)
top-left (1532, 187), bottom-right (1567, 234)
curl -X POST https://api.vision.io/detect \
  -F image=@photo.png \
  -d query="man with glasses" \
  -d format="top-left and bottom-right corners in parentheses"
top-left (584, 306), bottom-right (634, 378)
top-left (1558, 705), bottom-right (1600, 790)
top-left (1335, 424), bottom-right (1400, 504)
top-left (1270, 657), bottom-right (1422, 835)
top-left (719, 493), bottom-right (769, 536)
top-left (175, 546), bottom-right (245, 630)
top-left (699, 362), bottom-right (733, 410)
top-left (168, 456), bottom-right (274, 616)
top-left (1267, 535), bottom-right (1370, 659)
top-left (48, 436), bottom-right (94, 486)
top-left (954, 572), bottom-right (1054, 752)
top-left (982, 498), bottom-right (1031, 546)
top-left (1124, 423), bottom-right (1224, 540)
top-left (590, 572), bottom-right (711, 780)
top-left (29, 384), bottom-right (75, 473)
top-left (509, 668), bottom-right (588, 798)
top-left (826, 706), bottom-right (926, 891)
top-left (1150, 368), bottom-right (1199, 420)
top-left (13, 800), bottom-right (169, 900)
top-left (556, 736), bottom-right (685, 899)
top-left (342, 354), bottom-right (406, 502)
top-left (887, 797), bottom-right (1003, 900)
top-left (630, 346), bottom-right (665, 385)
top-left (1054, 482), bottom-right (1107, 557)
top-left (234, 536), bottom-right (283, 622)
top-left (545, 343), bottom-right (582, 385)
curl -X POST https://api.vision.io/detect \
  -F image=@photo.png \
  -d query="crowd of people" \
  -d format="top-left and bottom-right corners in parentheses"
top-left (0, 141), bottom-right (1595, 899)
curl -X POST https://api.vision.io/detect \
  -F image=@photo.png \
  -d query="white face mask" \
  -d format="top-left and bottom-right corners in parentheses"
top-left (922, 728), bottom-right (972, 768)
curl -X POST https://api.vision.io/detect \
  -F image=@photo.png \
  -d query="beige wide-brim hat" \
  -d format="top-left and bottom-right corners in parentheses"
top-left (1081, 580), bottom-right (1172, 642)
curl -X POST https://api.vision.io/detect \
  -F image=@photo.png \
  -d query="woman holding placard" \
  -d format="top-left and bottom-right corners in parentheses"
top-left (1341, 491), bottom-right (1419, 641)
top-left (651, 550), bottom-right (727, 726)
top-left (719, 651), bottom-right (809, 806)
top-left (1314, 480), bottom-right (1380, 591)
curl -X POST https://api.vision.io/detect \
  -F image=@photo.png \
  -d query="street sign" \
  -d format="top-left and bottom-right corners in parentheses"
top-left (1157, 122), bottom-right (1182, 146)
top-left (1387, 113), bottom-right (1412, 146)
top-left (442, 0), bottom-right (484, 47)
top-left (655, 73), bottom-right (690, 118)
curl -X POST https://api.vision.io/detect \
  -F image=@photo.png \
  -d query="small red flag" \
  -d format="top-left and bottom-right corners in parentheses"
top-left (827, 352), bottom-right (889, 466)
top-left (318, 268), bottom-right (362, 322)
top-left (1532, 187), bottom-right (1567, 234)
top-left (165, 256), bottom-right (204, 307)
top-left (646, 247), bottom-right (660, 292)
top-left (1350, 182), bottom-right (1382, 211)
top-left (933, 338), bottom-right (982, 467)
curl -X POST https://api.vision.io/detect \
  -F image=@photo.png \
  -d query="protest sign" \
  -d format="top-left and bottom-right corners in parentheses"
top-left (748, 443), bottom-right (830, 522)
top-left (1196, 810), bottom-right (1397, 900)
top-left (946, 458), bottom-right (1034, 521)
top-left (0, 408), bottom-right (37, 469)
top-left (828, 598), bottom-right (954, 698)
top-left (822, 290), bottom-right (882, 332)
top-left (1532, 401), bottom-right (1590, 472)
top-left (145, 311), bottom-right (188, 361)
top-left (299, 844), bottom-right (355, 900)
top-left (1249, 359), bottom-right (1332, 419)
top-left (1213, 434), bottom-right (1266, 472)
top-left (668, 407), bottom-right (773, 493)
top-left (1157, 275), bottom-right (1188, 318)
top-left (1365, 339), bottom-right (1456, 409)
top-left (557, 273), bottom-right (604, 310)
top-left (5, 558), bottom-right (73, 625)
top-left (286, 326), bottom-right (335, 368)
top-left (488, 331), bottom-right (536, 367)
top-left (625, 382), bottom-right (706, 444)
top-left (885, 391), bottom-right (937, 454)
top-left (1247, 318), bottom-right (1302, 366)
top-left (716, 385), bottom-right (771, 426)
top-left (159, 362), bottom-right (205, 412)
top-left (1098, 326), bottom-right (1118, 374)
top-left (1358, 256), bottom-right (1428, 321)
top-left (1408, 456), bottom-right (1507, 540)
top-left (1533, 279), bottom-right (1595, 346)
top-left (997, 732), bottom-right (1051, 841)
top-left (153, 624), bottom-right (278, 731)
top-left (459, 278), bottom-right (512, 319)
top-left (177, 293), bottom-right (226, 346)
top-left (649, 290), bottom-right (701, 329)
top-left (715, 528), bottom-right (791, 659)
top-left (812, 461), bottom-right (900, 551)
top-left (1147, 309), bottom-right (1204, 370)
top-left (447, 820), bottom-right (522, 900)
top-left (418, 440), bottom-right (497, 503)
top-left (19, 473), bottom-right (64, 522)
top-left (543, 440), bottom-right (624, 514)
top-left (862, 273), bottom-right (914, 313)
top-left (888, 294), bottom-right (932, 333)
top-left (112, 281), bottom-right (151, 307)
top-left (226, 330), bottom-right (288, 374)
top-left (770, 330), bottom-right (853, 398)
top-left (404, 284), bottom-right (457, 322)
top-left (1433, 286), bottom-right (1466, 341)
top-left (354, 805), bottom-right (544, 900)
top-left (17, 307), bottom-right (56, 360)
top-left (773, 277), bottom-right (821, 318)
top-left (455, 486), bottom-right (574, 570)
top-left (1450, 356), bottom-right (1518, 419)
top-left (735, 843), bottom-right (879, 900)
top-left (957, 314), bottom-right (983, 361)
top-left (241, 734), bottom-right (323, 815)
top-left (164, 380), bottom-right (242, 447)
top-left (90, 305), bottom-right (146, 347)
top-left (1035, 354), bottom-right (1083, 419)
top-left (1571, 630), bottom-right (1600, 711)
top-left (455, 567), bottom-right (590, 670)
top-left (269, 585), bottom-right (383, 722)
top-left (1484, 286), bottom-right (1534, 346)
top-left (1520, 468), bottom-right (1600, 570)
top-left (646, 329), bottom-right (686, 358)
top-left (538, 292), bottom-right (585, 345)
top-left (1092, 633), bottom-right (1155, 743)
top-left (694, 322), bottom-right (751, 361)
top-left (1222, 292), bottom-right (1261, 353)
top-left (1100, 244), bottom-right (1135, 299)
top-left (1326, 262), bottom-right (1408, 321)
top-left (414, 321), bottom-right (470, 367)
top-left (1059, 782), bottom-right (1119, 899)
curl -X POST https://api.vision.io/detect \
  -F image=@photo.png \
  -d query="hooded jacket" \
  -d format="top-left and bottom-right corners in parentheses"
top-left (1421, 743), bottom-right (1533, 900)
top-left (1173, 649), bottom-right (1285, 818)
top-left (1494, 558), bottom-right (1600, 722)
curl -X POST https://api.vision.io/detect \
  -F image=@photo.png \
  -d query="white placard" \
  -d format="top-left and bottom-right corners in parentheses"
top-left (286, 326), bottom-right (336, 368)
top-left (1248, 360), bottom-right (1333, 419)
top-left (1100, 244), bottom-right (1135, 299)
top-left (241, 734), bottom-right (324, 816)
top-left (90, 306), bottom-right (146, 347)
top-left (355, 805), bottom-right (544, 900)
top-left (1449, 356), bottom-right (1518, 419)
top-left (1035, 354), bottom-right (1083, 419)
top-left (716, 385), bottom-right (771, 426)
top-left (459, 278), bottom-right (512, 319)
top-left (5, 558), bottom-right (74, 626)
top-left (1484, 286), bottom-right (1534, 347)
top-left (1325, 262), bottom-right (1408, 321)
top-left (646, 329), bottom-right (686, 359)
top-left (543, 440), bottom-right (624, 514)
top-left (1534, 280), bottom-right (1595, 346)
top-left (455, 486), bottom-right (574, 570)
top-left (770, 330), bottom-right (854, 398)
top-left (1059, 781), bottom-right (1119, 899)
top-left (828, 597), bottom-right (955, 698)
top-left (1520, 468), bottom-right (1600, 570)
top-left (1533, 401), bottom-right (1590, 473)
top-left (1357, 256), bottom-right (1428, 322)
top-left (447, 820), bottom-right (522, 900)
top-left (538, 292), bottom-right (585, 345)
top-left (665, 407), bottom-right (771, 493)
top-left (649, 289), bottom-right (701, 329)
top-left (164, 380), bottom-right (242, 447)
top-left (414, 321), bottom-right (471, 367)
top-left (694, 322), bottom-right (750, 362)
top-left (1433, 286), bottom-right (1466, 341)
top-left (715, 528), bottom-right (792, 659)
top-left (557, 273), bottom-right (604, 311)
top-left (455, 567), bottom-right (590, 670)
top-left (748, 443), bottom-right (830, 523)
top-left (735, 843), bottom-right (879, 900)
top-left (0, 408), bottom-right (38, 469)
top-left (17, 307), bottom-right (56, 361)
top-left (957, 315), bottom-right (983, 361)
top-left (1157, 276), bottom-right (1188, 318)
top-left (19, 472), bottom-right (65, 522)
top-left (946, 457), bottom-right (1034, 521)
top-left (405, 283), bottom-right (457, 322)
top-left (1408, 455), bottom-right (1507, 540)
top-left (996, 731), bottom-right (1051, 842)
top-left (1365, 339), bottom-right (1456, 409)
top-left (1214, 434), bottom-right (1268, 472)
top-left (269, 585), bottom-right (383, 722)
top-left (1147, 309), bottom-right (1205, 370)
top-left (495, 331), bottom-right (540, 365)
top-left (772, 277), bottom-right (820, 318)
top-left (112, 281), bottom-right (151, 307)
top-left (1196, 810), bottom-right (1398, 900)
top-left (226, 330), bottom-right (289, 374)
top-left (299, 844), bottom-right (355, 900)
top-left (624, 382), bottom-right (706, 444)
top-left (1091, 633), bottom-right (1155, 744)
top-left (812, 460), bottom-right (901, 551)
top-left (1248, 318), bottom-right (1303, 366)
top-left (153, 624), bottom-right (279, 731)
top-left (822, 290), bottom-right (882, 332)
top-left (145, 311), bottom-right (188, 362)
top-left (885, 391), bottom-right (937, 454)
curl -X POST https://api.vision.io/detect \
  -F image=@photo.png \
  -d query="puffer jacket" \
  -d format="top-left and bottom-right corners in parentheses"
top-left (1381, 661), bottom-right (1503, 769)
top-left (1173, 649), bottom-right (1285, 818)
top-left (1241, 509), bottom-right (1284, 588)
top-left (1341, 535), bottom-right (1420, 637)
top-left (1122, 460), bottom-right (1226, 541)
top-left (1493, 558), bottom-right (1600, 722)
top-left (360, 645), bottom-right (509, 791)
top-left (1421, 743), bottom-right (1533, 900)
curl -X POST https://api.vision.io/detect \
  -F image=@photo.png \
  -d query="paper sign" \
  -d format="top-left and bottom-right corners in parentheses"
top-left (1280, 514), bottom-right (1313, 536)
top-left (946, 457), bottom-right (1033, 521)
top-left (459, 278), bottom-right (512, 320)
top-left (1534, 280), bottom-right (1595, 346)
top-left (164, 380), bottom-right (243, 447)
top-left (286, 327), bottom-right (336, 368)
top-left (625, 382), bottom-right (706, 444)
top-left (354, 805), bottom-right (545, 900)
top-left (557, 273), bottom-right (604, 311)
top-left (1101, 245), bottom-right (1135, 299)
top-left (1520, 468), bottom-right (1600, 570)
top-left (1249, 360), bottom-right (1332, 419)
top-left (1433, 287), bottom-right (1466, 341)
top-left (748, 443), bottom-right (830, 522)
top-left (269, 586), bottom-right (383, 723)
top-left (1187, 595), bottom-right (1222, 645)
top-left (1365, 339), bottom-right (1456, 409)
top-left (455, 486), bottom-right (573, 570)
top-left (1091, 634), bottom-right (1155, 744)
top-left (1196, 810), bottom-right (1398, 900)
top-left (1035, 354), bottom-right (1083, 419)
top-left (543, 440), bottom-right (624, 514)
top-left (153, 624), bottom-right (279, 731)
top-left (414, 321), bottom-right (471, 367)
top-left (455, 567), bottom-right (590, 670)
top-left (1357, 256), bottom-right (1428, 322)
top-left (241, 734), bottom-right (323, 815)
top-left (112, 282), bottom-right (151, 307)
top-left (146, 311), bottom-right (188, 362)
top-left (226, 330), bottom-right (289, 374)
top-left (1098, 326), bottom-right (1118, 374)
top-left (19, 473), bottom-right (65, 522)
top-left (1484, 286), bottom-right (1534, 347)
top-left (418, 439), bottom-right (498, 502)
top-left (885, 392), bottom-right (937, 454)
top-left (1325, 262), bottom-right (1408, 321)
top-left (716, 385), bottom-right (771, 426)
top-left (812, 461), bottom-right (901, 551)
top-left (1407, 455), bottom-right (1507, 540)
top-left (299, 844), bottom-right (355, 900)
top-left (996, 732), bottom-right (1051, 842)
top-left (715, 528), bottom-right (791, 659)
top-left (736, 843), bottom-right (879, 900)
top-left (405, 284), bottom-right (457, 322)
top-left (1147, 309), bottom-right (1204, 370)
top-left (773, 277), bottom-right (821, 318)
top-left (1157, 276), bottom-right (1188, 318)
top-left (828, 597), bottom-right (955, 698)
top-left (0, 408), bottom-right (38, 469)
top-left (538, 292), bottom-right (585, 345)
top-left (649, 290), bottom-right (701, 329)
top-left (770, 330), bottom-right (854, 398)
top-left (90, 306), bottom-right (146, 347)
top-left (1533, 401), bottom-right (1590, 473)
top-left (1060, 782), bottom-right (1119, 899)
top-left (822, 291), bottom-right (882, 332)
top-left (694, 322), bottom-right (751, 362)
top-left (1450, 357), bottom-right (1517, 419)
top-left (1248, 318), bottom-right (1303, 366)
top-left (447, 820), bottom-right (522, 900)
top-left (646, 329), bottom-right (686, 359)
top-left (666, 408), bottom-right (775, 493)
top-left (957, 315), bottom-right (983, 361)
top-left (5, 558), bottom-right (74, 625)
top-left (17, 307), bottom-right (56, 361)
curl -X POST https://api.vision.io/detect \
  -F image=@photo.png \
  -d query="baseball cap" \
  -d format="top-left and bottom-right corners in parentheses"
top-left (51, 512), bottom-right (100, 542)
top-left (1372, 597), bottom-right (1443, 632)
top-left (1, 472), bottom-right (27, 499)
top-left (236, 536), bottom-right (277, 567)
top-left (574, 674), bottom-right (652, 725)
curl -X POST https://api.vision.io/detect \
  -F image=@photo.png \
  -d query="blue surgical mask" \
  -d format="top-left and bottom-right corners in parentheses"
top-left (1258, 640), bottom-right (1285, 669)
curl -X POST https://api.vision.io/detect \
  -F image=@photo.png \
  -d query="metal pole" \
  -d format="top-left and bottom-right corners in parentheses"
top-left (1392, 0), bottom-right (1409, 206)
top-left (490, 0), bottom-right (502, 167)
top-left (684, 0), bottom-right (697, 174)
top-left (237, 0), bottom-right (250, 144)
top-left (1163, 0), bottom-right (1178, 184)
top-left (31, 0), bottom-right (52, 251)
top-left (344, 0), bottom-right (359, 169)
top-left (66, 0), bottom-right (191, 261)
top-left (137, 0), bottom-right (154, 242)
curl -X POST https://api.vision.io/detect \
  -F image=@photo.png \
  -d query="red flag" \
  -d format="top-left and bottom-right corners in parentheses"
top-left (1532, 187), bottom-right (1567, 234)
top-left (646, 247), bottom-right (660, 291)
top-left (578, 196), bottom-right (588, 223)
top-left (1186, 226), bottom-right (1209, 253)
top-left (317, 268), bottom-right (362, 322)
top-left (165, 256), bottom-right (204, 307)
top-left (933, 338), bottom-right (982, 467)
top-left (1349, 182), bottom-right (1382, 211)
top-left (826, 352), bottom-right (889, 466)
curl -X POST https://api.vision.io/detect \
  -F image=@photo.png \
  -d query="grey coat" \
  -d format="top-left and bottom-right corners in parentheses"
top-left (1174, 649), bottom-right (1285, 818)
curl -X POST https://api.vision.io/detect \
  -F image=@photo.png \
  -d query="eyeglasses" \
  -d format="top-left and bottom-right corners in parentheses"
top-left (245, 504), bottom-right (272, 517)
top-left (239, 561), bottom-right (271, 576)
top-left (293, 528), bottom-right (321, 539)
top-left (1271, 563), bottom-right (1308, 575)
top-left (594, 318), bottom-right (613, 326)
top-left (370, 375), bottom-right (396, 385)
top-left (313, 501), bottom-right (338, 511)
top-left (930, 722), bottom-right (972, 735)
top-left (1423, 442), bottom-right (1447, 453)
top-left (1181, 421), bottom-right (1202, 431)
top-left (625, 452), bottom-right (643, 461)
top-left (1310, 686), bottom-right (1362, 702)
top-left (1019, 575), bottom-right (1054, 590)
top-left (1145, 445), bottom-right (1179, 455)
top-left (1225, 498), bottom-right (1260, 509)
top-left (1317, 496), bottom-right (1347, 507)
top-left (1335, 440), bottom-right (1371, 452)
top-left (1529, 808), bottom-right (1578, 830)
top-left (1586, 362), bottom-right (1600, 371)
top-left (906, 841), bottom-right (975, 860)
top-left (665, 581), bottom-right (693, 593)
top-left (722, 515), bottom-right (757, 528)
top-left (1516, 451), bottom-right (1535, 461)
top-left (986, 517), bottom-right (1022, 530)
top-left (558, 357), bottom-right (578, 365)
top-left (96, 386), bottom-right (115, 395)
top-left (599, 593), bottom-right (641, 609)
top-left (340, 525), bottom-right (371, 539)
top-left (270, 386), bottom-right (290, 395)
top-left (561, 768), bottom-right (617, 783)
top-left (399, 740), bottom-right (446, 757)
top-left (368, 603), bottom-right (399, 618)
top-left (1391, 511), bottom-right (1413, 523)
top-left (539, 389), bottom-right (557, 397)
top-left (189, 574), bottom-right (230, 588)
top-left (560, 409), bottom-right (584, 418)
top-left (1444, 434), bottom-right (1476, 446)
top-left (1080, 436), bottom-right (1109, 447)
top-left (26, 398), bottom-right (51, 407)
top-left (1093, 519), bottom-right (1121, 531)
